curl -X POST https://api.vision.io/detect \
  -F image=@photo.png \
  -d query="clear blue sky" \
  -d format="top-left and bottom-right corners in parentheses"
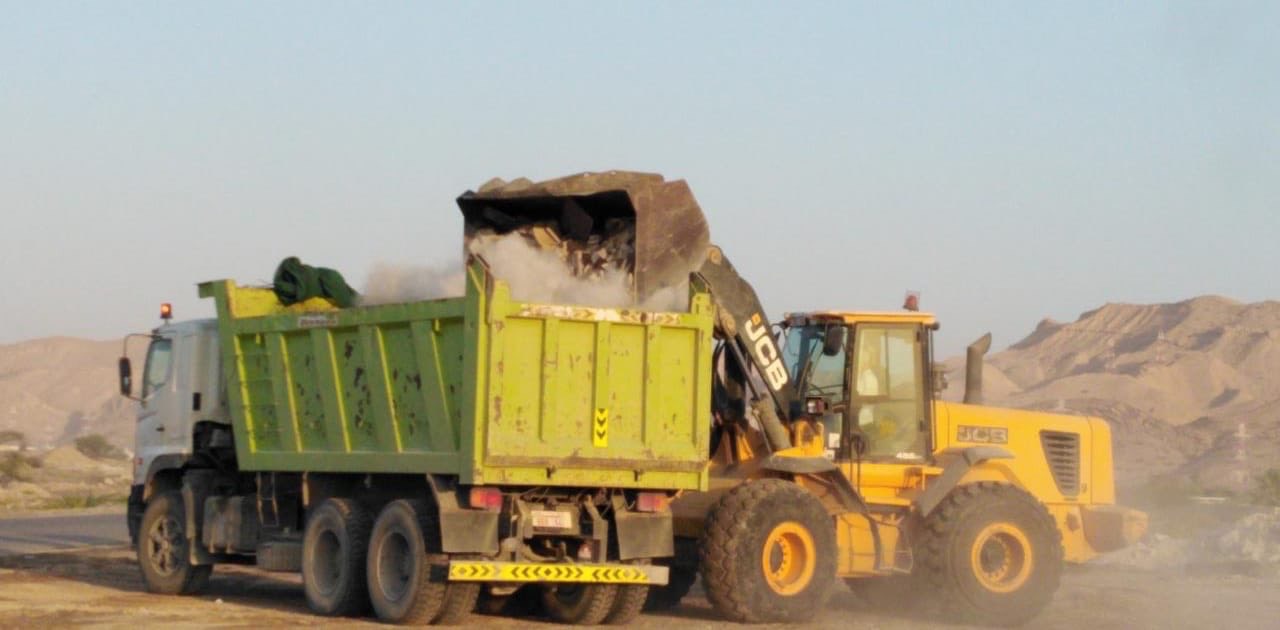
top-left (2, 1), bottom-right (1276, 355)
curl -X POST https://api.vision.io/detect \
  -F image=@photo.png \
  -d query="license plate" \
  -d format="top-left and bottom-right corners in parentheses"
top-left (531, 510), bottom-right (572, 529)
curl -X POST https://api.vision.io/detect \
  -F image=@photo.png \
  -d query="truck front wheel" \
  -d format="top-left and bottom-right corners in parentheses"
top-left (137, 492), bottom-right (212, 595)
top-left (302, 497), bottom-right (373, 616)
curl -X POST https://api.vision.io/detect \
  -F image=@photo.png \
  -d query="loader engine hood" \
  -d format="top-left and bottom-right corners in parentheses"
top-left (936, 401), bottom-right (1118, 505)
top-left (456, 171), bottom-right (711, 306)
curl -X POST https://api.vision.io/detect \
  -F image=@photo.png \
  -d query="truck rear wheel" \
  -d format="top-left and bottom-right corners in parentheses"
top-left (699, 478), bottom-right (836, 623)
top-left (604, 583), bottom-right (649, 624)
top-left (137, 492), bottom-right (212, 595)
top-left (915, 482), bottom-right (1063, 627)
top-left (433, 575), bottom-right (481, 625)
top-left (366, 499), bottom-right (448, 624)
top-left (302, 497), bottom-right (372, 616)
top-left (540, 584), bottom-right (618, 625)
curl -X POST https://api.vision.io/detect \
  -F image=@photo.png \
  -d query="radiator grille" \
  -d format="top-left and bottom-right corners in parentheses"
top-left (1040, 430), bottom-right (1081, 497)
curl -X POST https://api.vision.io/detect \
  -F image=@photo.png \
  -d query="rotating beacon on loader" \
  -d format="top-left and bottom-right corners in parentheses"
top-left (469, 171), bottom-right (1149, 627)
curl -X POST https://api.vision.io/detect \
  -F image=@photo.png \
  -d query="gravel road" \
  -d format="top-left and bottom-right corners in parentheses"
top-left (1, 545), bottom-right (1277, 629)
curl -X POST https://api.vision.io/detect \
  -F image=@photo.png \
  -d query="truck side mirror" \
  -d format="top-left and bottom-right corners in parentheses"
top-left (822, 326), bottom-right (845, 356)
top-left (118, 357), bottom-right (133, 397)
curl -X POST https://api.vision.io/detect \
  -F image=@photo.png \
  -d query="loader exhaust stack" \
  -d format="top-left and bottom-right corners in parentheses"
top-left (964, 333), bottom-right (993, 404)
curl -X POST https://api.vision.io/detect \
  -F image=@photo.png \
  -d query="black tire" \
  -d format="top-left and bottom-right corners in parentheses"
top-left (366, 499), bottom-right (448, 624)
top-left (433, 580), bottom-right (481, 625)
top-left (137, 492), bottom-right (212, 595)
top-left (915, 482), bottom-right (1063, 627)
top-left (643, 565), bottom-right (695, 611)
top-left (302, 497), bottom-right (373, 617)
top-left (699, 478), bottom-right (836, 623)
top-left (604, 584), bottom-right (649, 624)
top-left (540, 583), bottom-right (619, 625)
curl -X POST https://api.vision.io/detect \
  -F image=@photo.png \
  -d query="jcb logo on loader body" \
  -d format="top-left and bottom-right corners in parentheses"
top-left (745, 313), bottom-right (790, 391)
top-left (957, 425), bottom-right (1008, 444)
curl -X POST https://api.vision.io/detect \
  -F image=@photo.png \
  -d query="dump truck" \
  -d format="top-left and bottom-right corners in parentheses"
top-left (458, 172), bottom-right (1149, 627)
top-left (120, 244), bottom-right (716, 623)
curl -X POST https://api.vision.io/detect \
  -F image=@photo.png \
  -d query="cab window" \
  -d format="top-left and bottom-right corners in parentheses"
top-left (142, 338), bottom-right (173, 399)
top-left (782, 324), bottom-right (848, 401)
top-left (852, 325), bottom-right (925, 460)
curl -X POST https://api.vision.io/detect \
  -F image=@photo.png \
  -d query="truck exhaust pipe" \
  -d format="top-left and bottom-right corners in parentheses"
top-left (964, 333), bottom-right (993, 405)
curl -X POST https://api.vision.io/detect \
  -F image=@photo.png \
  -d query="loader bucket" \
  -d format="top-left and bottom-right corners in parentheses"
top-left (456, 171), bottom-right (711, 306)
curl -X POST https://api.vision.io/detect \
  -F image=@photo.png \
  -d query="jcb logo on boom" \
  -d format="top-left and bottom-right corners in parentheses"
top-left (745, 313), bottom-right (789, 391)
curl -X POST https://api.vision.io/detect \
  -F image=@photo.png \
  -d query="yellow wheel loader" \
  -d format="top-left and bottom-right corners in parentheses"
top-left (459, 171), bottom-right (1148, 627)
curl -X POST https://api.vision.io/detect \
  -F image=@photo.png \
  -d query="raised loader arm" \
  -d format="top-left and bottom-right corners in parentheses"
top-left (695, 246), bottom-right (799, 451)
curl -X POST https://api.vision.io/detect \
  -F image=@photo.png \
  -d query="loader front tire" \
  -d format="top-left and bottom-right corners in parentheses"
top-left (699, 478), bottom-right (836, 623)
top-left (302, 497), bottom-right (372, 616)
top-left (915, 482), bottom-right (1062, 627)
top-left (137, 492), bottom-right (212, 595)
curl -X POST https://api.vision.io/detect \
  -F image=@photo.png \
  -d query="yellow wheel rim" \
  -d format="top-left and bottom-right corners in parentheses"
top-left (760, 521), bottom-right (816, 596)
top-left (970, 522), bottom-right (1034, 594)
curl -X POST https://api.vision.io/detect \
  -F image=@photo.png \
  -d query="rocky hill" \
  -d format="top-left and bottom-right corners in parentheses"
top-left (947, 296), bottom-right (1280, 490)
top-left (0, 337), bottom-right (138, 451)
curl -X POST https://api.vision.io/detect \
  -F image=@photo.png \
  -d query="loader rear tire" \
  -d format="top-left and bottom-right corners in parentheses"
top-left (137, 492), bottom-right (212, 595)
top-left (539, 583), bottom-right (618, 625)
top-left (302, 497), bottom-right (372, 616)
top-left (915, 482), bottom-right (1062, 627)
top-left (699, 478), bottom-right (836, 623)
top-left (366, 499), bottom-right (448, 624)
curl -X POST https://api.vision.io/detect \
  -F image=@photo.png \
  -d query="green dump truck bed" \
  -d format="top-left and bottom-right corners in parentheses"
top-left (197, 263), bottom-right (713, 491)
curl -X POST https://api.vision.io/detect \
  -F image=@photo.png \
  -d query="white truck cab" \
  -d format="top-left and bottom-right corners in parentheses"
top-left (122, 317), bottom-right (228, 541)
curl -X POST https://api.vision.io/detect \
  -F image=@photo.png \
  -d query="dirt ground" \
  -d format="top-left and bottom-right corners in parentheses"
top-left (0, 547), bottom-right (1276, 629)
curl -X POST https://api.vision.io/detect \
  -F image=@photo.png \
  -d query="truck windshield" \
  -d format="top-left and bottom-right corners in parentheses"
top-left (782, 324), bottom-right (847, 400)
top-left (142, 338), bottom-right (173, 399)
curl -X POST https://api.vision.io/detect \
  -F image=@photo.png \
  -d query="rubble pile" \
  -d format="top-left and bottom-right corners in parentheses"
top-left (1095, 507), bottom-right (1280, 574)
top-left (1196, 508), bottom-right (1280, 567)
top-left (468, 219), bottom-right (638, 292)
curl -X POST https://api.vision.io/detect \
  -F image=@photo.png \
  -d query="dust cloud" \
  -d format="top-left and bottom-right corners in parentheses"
top-left (359, 233), bottom-right (690, 312)
top-left (358, 262), bottom-right (465, 306)
top-left (469, 233), bottom-right (689, 312)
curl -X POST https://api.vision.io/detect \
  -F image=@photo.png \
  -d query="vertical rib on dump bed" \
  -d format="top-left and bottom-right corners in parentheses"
top-left (198, 263), bottom-right (713, 491)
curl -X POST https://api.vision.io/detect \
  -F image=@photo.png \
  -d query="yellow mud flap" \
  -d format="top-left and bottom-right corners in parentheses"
top-left (448, 561), bottom-right (669, 585)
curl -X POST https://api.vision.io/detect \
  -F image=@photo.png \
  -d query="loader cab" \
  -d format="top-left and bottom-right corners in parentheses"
top-left (781, 311), bottom-right (939, 464)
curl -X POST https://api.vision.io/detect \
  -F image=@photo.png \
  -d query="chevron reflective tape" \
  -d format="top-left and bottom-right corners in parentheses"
top-left (447, 561), bottom-right (669, 585)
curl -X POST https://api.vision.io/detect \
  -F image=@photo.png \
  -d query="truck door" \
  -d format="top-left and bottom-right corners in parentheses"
top-left (135, 335), bottom-right (190, 473)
